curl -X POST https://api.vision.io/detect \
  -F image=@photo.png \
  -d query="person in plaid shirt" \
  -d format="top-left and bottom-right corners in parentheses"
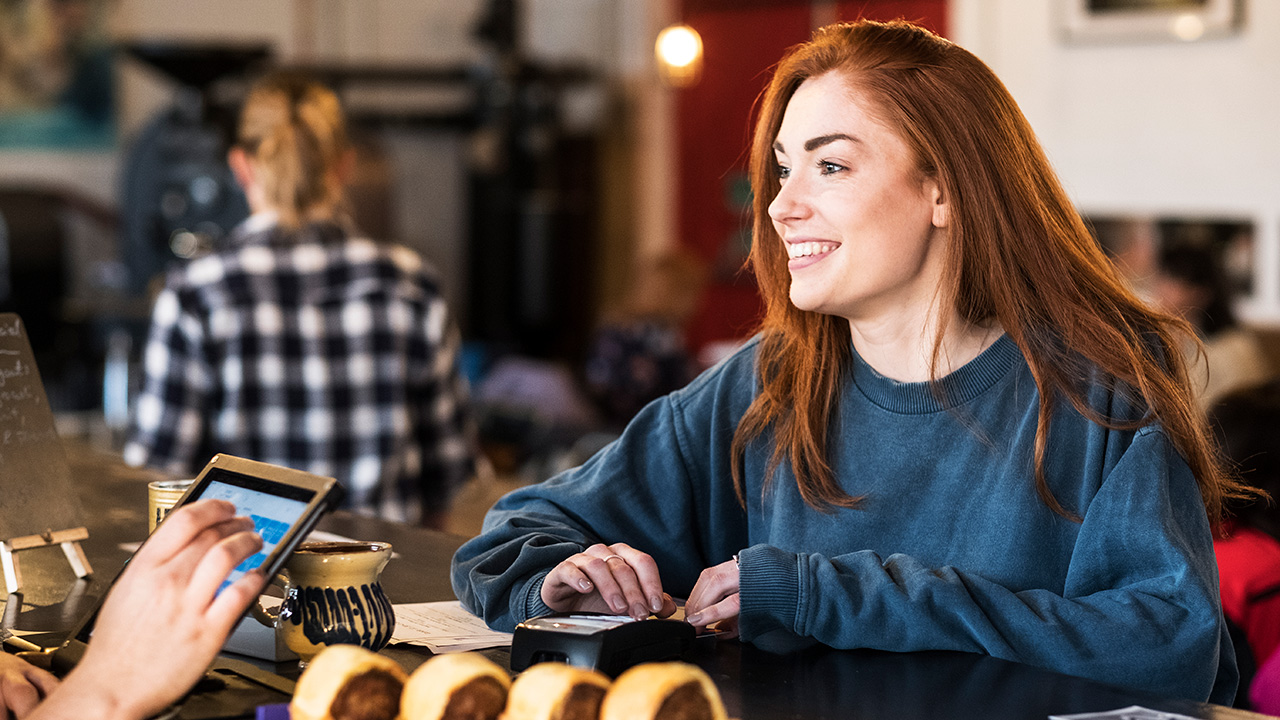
top-left (124, 73), bottom-right (474, 528)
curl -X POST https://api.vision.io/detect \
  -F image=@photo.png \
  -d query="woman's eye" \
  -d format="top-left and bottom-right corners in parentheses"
top-left (820, 161), bottom-right (845, 175)
top-left (776, 164), bottom-right (791, 180)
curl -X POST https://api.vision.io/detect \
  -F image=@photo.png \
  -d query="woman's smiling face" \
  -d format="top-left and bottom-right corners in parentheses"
top-left (768, 71), bottom-right (950, 327)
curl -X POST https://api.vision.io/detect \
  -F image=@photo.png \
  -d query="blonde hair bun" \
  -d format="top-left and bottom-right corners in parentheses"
top-left (237, 72), bottom-right (349, 229)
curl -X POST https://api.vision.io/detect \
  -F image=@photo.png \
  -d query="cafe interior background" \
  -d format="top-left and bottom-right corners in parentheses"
top-left (1, 0), bottom-right (1278, 535)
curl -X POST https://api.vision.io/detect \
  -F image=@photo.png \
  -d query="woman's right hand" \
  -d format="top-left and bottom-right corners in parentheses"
top-left (541, 543), bottom-right (677, 620)
top-left (30, 499), bottom-right (264, 720)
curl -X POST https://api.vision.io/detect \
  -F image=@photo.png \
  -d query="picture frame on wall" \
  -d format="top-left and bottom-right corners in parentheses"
top-left (1060, 0), bottom-right (1241, 43)
top-left (0, 0), bottom-right (116, 149)
top-left (1086, 213), bottom-right (1256, 307)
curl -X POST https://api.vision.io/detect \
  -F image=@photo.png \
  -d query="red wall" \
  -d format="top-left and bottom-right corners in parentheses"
top-left (676, 1), bottom-right (949, 354)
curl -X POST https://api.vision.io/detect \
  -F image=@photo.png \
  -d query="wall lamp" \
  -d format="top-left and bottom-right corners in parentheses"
top-left (655, 23), bottom-right (703, 88)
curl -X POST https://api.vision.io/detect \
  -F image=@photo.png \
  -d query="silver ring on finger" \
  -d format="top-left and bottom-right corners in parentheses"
top-left (601, 555), bottom-right (624, 563)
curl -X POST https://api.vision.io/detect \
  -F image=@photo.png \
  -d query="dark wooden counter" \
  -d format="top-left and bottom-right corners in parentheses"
top-left (3, 443), bottom-right (1273, 720)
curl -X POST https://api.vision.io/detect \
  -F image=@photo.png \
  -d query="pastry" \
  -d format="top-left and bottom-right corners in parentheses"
top-left (501, 662), bottom-right (611, 720)
top-left (599, 662), bottom-right (727, 720)
top-left (290, 644), bottom-right (407, 720)
top-left (401, 652), bottom-right (512, 720)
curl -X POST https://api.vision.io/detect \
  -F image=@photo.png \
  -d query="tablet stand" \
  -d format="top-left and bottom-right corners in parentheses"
top-left (1, 526), bottom-right (93, 594)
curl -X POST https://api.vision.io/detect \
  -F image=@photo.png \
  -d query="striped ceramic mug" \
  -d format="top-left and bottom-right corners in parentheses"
top-left (253, 541), bottom-right (395, 665)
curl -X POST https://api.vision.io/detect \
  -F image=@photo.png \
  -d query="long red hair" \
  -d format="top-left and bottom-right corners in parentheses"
top-left (730, 19), bottom-right (1250, 523)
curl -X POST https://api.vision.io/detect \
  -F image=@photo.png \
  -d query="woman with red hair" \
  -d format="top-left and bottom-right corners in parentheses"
top-left (453, 19), bottom-right (1248, 704)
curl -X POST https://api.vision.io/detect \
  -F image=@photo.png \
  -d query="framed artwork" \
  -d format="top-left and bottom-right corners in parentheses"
top-left (0, 0), bottom-right (116, 149)
top-left (1087, 213), bottom-right (1255, 304)
top-left (1060, 0), bottom-right (1241, 42)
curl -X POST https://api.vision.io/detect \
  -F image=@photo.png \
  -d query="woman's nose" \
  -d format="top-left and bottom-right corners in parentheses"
top-left (768, 177), bottom-right (808, 224)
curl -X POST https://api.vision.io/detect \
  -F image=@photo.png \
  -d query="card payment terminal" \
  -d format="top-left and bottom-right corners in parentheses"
top-left (510, 613), bottom-right (696, 677)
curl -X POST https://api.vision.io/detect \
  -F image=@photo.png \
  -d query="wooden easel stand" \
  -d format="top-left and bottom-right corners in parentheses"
top-left (0, 527), bottom-right (92, 594)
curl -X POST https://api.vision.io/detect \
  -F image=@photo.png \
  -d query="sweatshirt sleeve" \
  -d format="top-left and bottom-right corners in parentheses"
top-left (737, 427), bottom-right (1235, 704)
top-left (450, 384), bottom-right (750, 632)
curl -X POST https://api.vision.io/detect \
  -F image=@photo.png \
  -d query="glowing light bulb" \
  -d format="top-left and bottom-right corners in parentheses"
top-left (657, 24), bottom-right (702, 68)
top-left (1171, 13), bottom-right (1205, 41)
top-left (655, 24), bottom-right (703, 87)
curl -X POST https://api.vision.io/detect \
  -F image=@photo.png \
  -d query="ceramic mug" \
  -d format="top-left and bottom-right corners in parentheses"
top-left (252, 541), bottom-right (395, 664)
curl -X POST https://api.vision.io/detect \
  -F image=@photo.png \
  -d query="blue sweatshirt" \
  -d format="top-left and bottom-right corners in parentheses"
top-left (451, 334), bottom-right (1236, 703)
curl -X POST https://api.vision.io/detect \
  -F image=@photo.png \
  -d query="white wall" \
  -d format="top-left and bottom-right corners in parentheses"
top-left (951, 0), bottom-right (1280, 324)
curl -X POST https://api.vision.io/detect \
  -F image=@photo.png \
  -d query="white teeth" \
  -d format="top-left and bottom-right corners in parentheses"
top-left (786, 242), bottom-right (836, 259)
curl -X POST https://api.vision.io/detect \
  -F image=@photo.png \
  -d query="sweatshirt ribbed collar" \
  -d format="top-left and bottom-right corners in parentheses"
top-left (850, 333), bottom-right (1021, 414)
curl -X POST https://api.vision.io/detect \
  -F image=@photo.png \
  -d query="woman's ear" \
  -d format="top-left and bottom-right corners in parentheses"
top-left (228, 147), bottom-right (268, 213)
top-left (227, 147), bottom-right (255, 191)
top-left (928, 180), bottom-right (949, 229)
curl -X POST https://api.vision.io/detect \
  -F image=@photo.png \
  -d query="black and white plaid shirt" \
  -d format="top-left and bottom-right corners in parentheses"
top-left (124, 215), bottom-right (475, 523)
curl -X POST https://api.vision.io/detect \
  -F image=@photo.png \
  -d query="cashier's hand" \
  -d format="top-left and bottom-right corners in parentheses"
top-left (29, 499), bottom-right (265, 720)
top-left (542, 543), bottom-right (678, 620)
top-left (0, 652), bottom-right (58, 718)
top-left (684, 558), bottom-right (740, 638)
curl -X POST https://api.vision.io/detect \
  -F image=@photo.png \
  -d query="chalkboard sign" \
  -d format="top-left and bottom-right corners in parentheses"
top-left (0, 313), bottom-right (83, 540)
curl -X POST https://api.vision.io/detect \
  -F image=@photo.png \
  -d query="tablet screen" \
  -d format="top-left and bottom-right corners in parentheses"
top-left (194, 467), bottom-right (315, 595)
top-left (57, 455), bottom-right (340, 665)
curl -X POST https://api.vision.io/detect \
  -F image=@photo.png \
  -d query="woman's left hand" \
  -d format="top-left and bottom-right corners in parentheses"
top-left (0, 652), bottom-right (58, 718)
top-left (684, 557), bottom-right (740, 637)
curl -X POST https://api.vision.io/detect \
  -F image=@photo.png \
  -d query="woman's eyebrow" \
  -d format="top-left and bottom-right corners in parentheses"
top-left (771, 133), bottom-right (861, 155)
top-left (773, 132), bottom-right (861, 155)
top-left (804, 133), bottom-right (859, 152)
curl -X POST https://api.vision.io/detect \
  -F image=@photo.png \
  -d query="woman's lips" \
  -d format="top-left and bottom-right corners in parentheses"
top-left (786, 239), bottom-right (839, 270)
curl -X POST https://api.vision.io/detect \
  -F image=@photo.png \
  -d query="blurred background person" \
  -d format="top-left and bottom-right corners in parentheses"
top-left (584, 248), bottom-right (706, 432)
top-left (123, 72), bottom-right (475, 529)
top-left (1151, 241), bottom-right (1272, 411)
top-left (1210, 380), bottom-right (1280, 712)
